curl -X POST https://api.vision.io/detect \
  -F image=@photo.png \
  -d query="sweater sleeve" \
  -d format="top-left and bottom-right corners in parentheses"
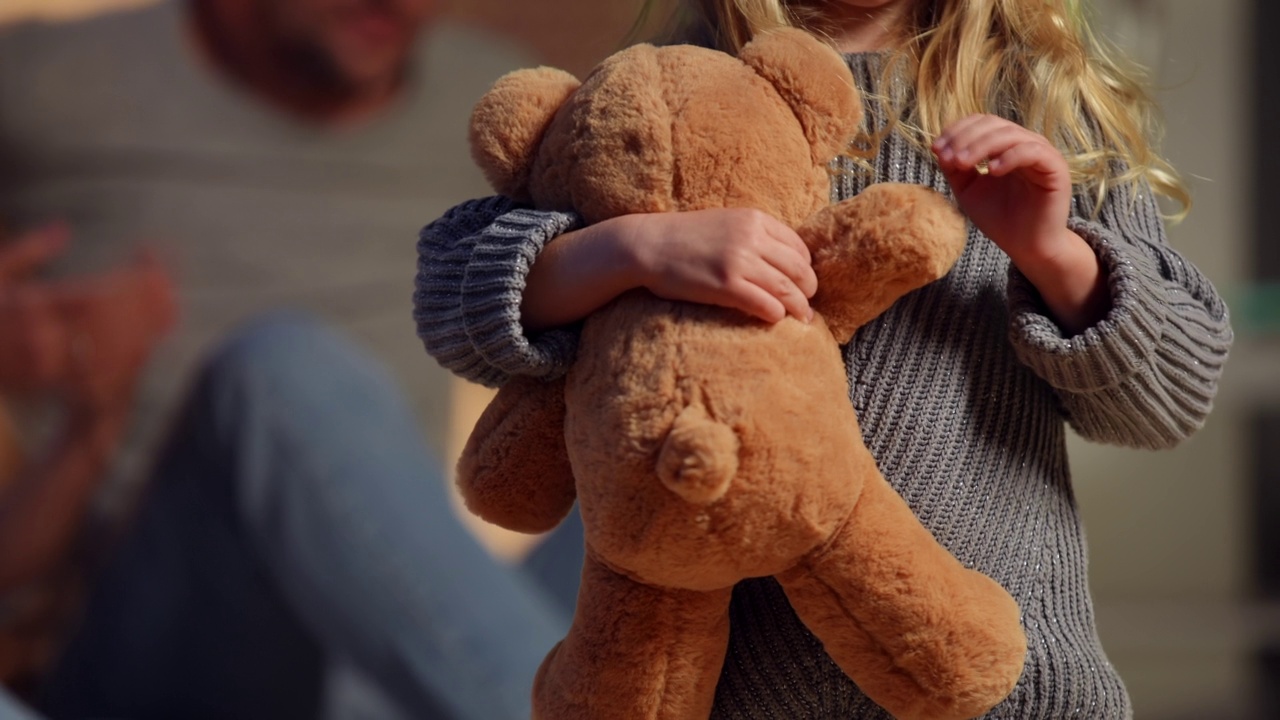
top-left (414, 196), bottom-right (585, 388)
top-left (1005, 180), bottom-right (1233, 450)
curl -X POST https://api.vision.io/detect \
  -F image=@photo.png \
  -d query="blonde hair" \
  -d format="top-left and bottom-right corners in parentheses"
top-left (650, 0), bottom-right (1190, 218)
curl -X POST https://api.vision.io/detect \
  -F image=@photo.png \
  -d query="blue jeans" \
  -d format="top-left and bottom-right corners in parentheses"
top-left (2, 686), bottom-right (42, 720)
top-left (37, 314), bottom-right (582, 720)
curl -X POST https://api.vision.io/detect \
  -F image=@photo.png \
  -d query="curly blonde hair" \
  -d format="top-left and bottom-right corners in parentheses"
top-left (646, 0), bottom-right (1189, 217)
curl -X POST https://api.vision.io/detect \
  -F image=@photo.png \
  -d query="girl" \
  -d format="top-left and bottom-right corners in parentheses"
top-left (414, 0), bottom-right (1233, 717)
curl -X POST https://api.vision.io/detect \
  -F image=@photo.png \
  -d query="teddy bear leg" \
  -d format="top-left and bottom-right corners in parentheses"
top-left (533, 551), bottom-right (733, 720)
top-left (456, 376), bottom-right (577, 533)
top-left (776, 474), bottom-right (1026, 720)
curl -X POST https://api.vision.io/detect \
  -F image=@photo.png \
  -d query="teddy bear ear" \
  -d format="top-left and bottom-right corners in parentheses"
top-left (738, 27), bottom-right (862, 164)
top-left (469, 67), bottom-right (582, 201)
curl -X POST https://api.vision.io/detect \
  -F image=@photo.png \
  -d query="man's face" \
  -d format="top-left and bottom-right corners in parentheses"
top-left (265, 0), bottom-right (437, 91)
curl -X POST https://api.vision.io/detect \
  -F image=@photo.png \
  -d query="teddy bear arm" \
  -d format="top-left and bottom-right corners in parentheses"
top-left (801, 184), bottom-right (968, 343)
top-left (533, 551), bottom-right (733, 720)
top-left (777, 473), bottom-right (1026, 720)
top-left (456, 376), bottom-right (577, 534)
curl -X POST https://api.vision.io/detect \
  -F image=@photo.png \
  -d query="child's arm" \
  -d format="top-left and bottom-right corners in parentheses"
top-left (415, 198), bottom-right (816, 387)
top-left (934, 114), bottom-right (1232, 450)
top-left (524, 208), bottom-right (816, 329)
top-left (1007, 178), bottom-right (1232, 449)
top-left (414, 196), bottom-right (584, 388)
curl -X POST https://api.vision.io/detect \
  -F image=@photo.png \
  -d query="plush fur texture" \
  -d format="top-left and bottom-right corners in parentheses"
top-left (461, 28), bottom-right (1027, 720)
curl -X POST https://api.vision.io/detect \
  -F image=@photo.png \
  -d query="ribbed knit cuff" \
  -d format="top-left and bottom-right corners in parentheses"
top-left (1007, 217), bottom-right (1167, 392)
top-left (460, 207), bottom-right (584, 383)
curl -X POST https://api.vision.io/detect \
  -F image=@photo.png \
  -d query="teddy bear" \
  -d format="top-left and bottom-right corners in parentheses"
top-left (457, 27), bottom-right (1027, 720)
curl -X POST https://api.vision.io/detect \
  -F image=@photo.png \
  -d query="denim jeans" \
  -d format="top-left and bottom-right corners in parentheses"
top-left (2, 686), bottom-right (42, 720)
top-left (37, 314), bottom-right (581, 720)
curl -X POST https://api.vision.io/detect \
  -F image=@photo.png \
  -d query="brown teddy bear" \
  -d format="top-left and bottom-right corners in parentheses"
top-left (459, 27), bottom-right (1027, 720)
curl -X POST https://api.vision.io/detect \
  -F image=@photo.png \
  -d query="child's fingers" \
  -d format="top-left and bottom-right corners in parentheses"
top-left (725, 276), bottom-right (789, 324)
top-left (721, 253), bottom-right (812, 323)
top-left (761, 215), bottom-right (811, 266)
top-left (934, 115), bottom-right (1056, 175)
top-left (742, 212), bottom-right (816, 298)
top-left (750, 261), bottom-right (812, 322)
top-left (987, 142), bottom-right (1071, 191)
top-left (933, 117), bottom-right (1071, 191)
top-left (761, 241), bottom-right (817, 299)
top-left (946, 125), bottom-right (1030, 169)
top-left (932, 113), bottom-right (993, 152)
top-left (936, 160), bottom-right (980, 196)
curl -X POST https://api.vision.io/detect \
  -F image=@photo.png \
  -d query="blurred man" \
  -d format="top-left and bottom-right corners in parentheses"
top-left (0, 0), bottom-right (521, 494)
top-left (0, 224), bottom-right (174, 696)
top-left (0, 1), bottom-right (577, 718)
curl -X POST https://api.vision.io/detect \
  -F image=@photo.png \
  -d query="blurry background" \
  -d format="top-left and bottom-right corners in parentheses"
top-left (0, 0), bottom-right (1275, 717)
top-left (0, 0), bottom-right (650, 75)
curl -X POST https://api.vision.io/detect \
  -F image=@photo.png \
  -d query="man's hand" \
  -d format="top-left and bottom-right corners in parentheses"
top-left (0, 223), bottom-right (175, 593)
top-left (0, 223), bottom-right (177, 410)
top-left (0, 223), bottom-right (74, 392)
top-left (60, 253), bottom-right (177, 412)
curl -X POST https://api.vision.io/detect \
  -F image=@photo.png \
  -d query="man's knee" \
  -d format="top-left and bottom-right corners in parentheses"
top-left (210, 312), bottom-right (343, 378)
top-left (197, 311), bottom-right (395, 421)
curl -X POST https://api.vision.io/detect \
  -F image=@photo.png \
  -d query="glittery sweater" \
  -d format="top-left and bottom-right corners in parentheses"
top-left (413, 54), bottom-right (1233, 719)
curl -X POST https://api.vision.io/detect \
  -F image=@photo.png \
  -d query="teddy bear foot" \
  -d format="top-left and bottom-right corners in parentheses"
top-left (533, 552), bottom-right (733, 720)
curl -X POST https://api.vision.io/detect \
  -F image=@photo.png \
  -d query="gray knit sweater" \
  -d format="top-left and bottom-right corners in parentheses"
top-left (413, 54), bottom-right (1232, 719)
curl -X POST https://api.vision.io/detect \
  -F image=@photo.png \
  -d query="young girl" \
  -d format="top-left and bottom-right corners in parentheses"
top-left (414, 0), bottom-right (1233, 717)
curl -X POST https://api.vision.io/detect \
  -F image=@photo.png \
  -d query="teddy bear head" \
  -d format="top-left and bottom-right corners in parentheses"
top-left (468, 28), bottom-right (863, 227)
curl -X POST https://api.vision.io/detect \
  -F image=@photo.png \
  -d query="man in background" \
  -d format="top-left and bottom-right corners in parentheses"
top-left (0, 223), bottom-right (174, 698)
top-left (0, 0), bottom-right (518, 495)
top-left (0, 0), bottom-right (577, 717)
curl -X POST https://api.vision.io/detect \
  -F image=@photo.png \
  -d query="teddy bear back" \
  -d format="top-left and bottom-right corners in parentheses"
top-left (564, 292), bottom-right (873, 591)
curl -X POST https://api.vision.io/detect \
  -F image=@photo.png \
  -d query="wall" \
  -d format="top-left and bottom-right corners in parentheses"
top-left (1072, 1), bottom-right (1264, 717)
top-left (0, 0), bottom-right (649, 75)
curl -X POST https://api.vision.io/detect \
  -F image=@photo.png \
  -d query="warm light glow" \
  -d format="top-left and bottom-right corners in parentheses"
top-left (0, 0), bottom-right (159, 24)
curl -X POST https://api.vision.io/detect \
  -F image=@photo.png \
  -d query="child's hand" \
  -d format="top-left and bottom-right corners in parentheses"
top-left (931, 114), bottom-right (1074, 265)
top-left (618, 208), bottom-right (817, 324)
top-left (931, 114), bottom-right (1108, 335)
top-left (58, 253), bottom-right (177, 412)
top-left (520, 209), bottom-right (817, 332)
